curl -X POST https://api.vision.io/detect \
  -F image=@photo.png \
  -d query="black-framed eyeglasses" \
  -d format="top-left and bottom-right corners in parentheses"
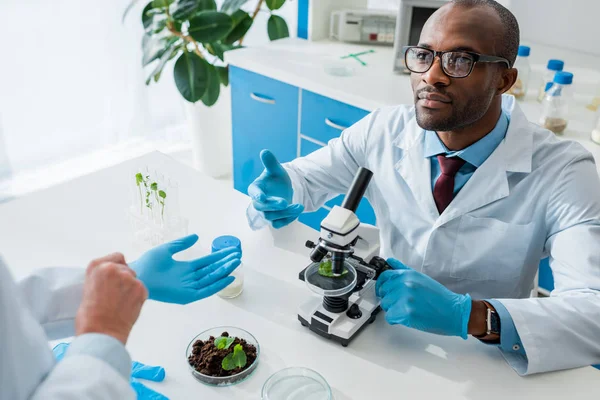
top-left (403, 46), bottom-right (511, 78)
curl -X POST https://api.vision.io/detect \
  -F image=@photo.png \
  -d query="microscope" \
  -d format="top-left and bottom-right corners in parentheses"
top-left (298, 167), bottom-right (391, 346)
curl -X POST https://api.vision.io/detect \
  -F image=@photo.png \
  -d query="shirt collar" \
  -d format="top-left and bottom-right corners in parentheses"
top-left (423, 111), bottom-right (510, 167)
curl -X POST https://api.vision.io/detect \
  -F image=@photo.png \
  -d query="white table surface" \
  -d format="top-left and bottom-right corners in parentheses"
top-left (1, 151), bottom-right (598, 400)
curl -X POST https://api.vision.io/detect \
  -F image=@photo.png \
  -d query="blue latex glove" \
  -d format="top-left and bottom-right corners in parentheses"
top-left (130, 234), bottom-right (241, 305)
top-left (53, 343), bottom-right (168, 400)
top-left (375, 258), bottom-right (472, 339)
top-left (248, 149), bottom-right (304, 229)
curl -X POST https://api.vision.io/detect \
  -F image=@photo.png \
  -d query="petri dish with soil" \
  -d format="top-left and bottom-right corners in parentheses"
top-left (186, 326), bottom-right (260, 386)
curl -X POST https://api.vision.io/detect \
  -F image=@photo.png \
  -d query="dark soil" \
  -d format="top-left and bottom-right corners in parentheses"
top-left (188, 331), bottom-right (258, 378)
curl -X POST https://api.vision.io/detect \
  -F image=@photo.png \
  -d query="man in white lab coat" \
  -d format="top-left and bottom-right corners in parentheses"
top-left (247, 0), bottom-right (600, 375)
top-left (1, 234), bottom-right (241, 399)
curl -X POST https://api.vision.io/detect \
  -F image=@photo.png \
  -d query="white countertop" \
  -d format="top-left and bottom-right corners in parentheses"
top-left (1, 151), bottom-right (599, 399)
top-left (226, 38), bottom-right (600, 168)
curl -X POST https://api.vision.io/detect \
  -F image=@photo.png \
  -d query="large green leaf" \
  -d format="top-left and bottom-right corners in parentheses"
top-left (201, 63), bottom-right (221, 106)
top-left (188, 11), bottom-right (233, 43)
top-left (142, 2), bottom-right (155, 29)
top-left (146, 42), bottom-right (180, 84)
top-left (197, 0), bottom-right (217, 11)
top-left (223, 10), bottom-right (252, 45)
top-left (265, 0), bottom-right (285, 11)
top-left (143, 34), bottom-right (178, 66)
top-left (216, 66), bottom-right (229, 87)
top-left (267, 15), bottom-right (289, 41)
top-left (170, 0), bottom-right (216, 20)
top-left (221, 0), bottom-right (249, 14)
top-left (173, 52), bottom-right (209, 102)
top-left (206, 42), bottom-right (238, 61)
top-left (152, 0), bottom-right (173, 8)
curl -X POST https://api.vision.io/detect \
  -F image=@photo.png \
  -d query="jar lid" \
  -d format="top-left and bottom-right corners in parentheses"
top-left (554, 71), bottom-right (573, 85)
top-left (211, 235), bottom-right (242, 254)
top-left (547, 59), bottom-right (564, 71)
top-left (518, 45), bottom-right (530, 57)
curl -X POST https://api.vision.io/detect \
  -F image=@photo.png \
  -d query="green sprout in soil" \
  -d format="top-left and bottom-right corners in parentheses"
top-left (214, 336), bottom-right (235, 350)
top-left (318, 258), bottom-right (349, 278)
top-left (222, 344), bottom-right (247, 371)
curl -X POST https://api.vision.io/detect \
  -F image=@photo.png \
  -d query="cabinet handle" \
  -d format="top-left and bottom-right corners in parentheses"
top-left (250, 92), bottom-right (276, 105)
top-left (325, 118), bottom-right (348, 131)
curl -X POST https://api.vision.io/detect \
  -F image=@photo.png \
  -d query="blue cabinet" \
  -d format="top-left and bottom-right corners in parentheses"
top-left (230, 66), bottom-right (299, 195)
top-left (538, 258), bottom-right (554, 292)
top-left (231, 67), bottom-right (376, 232)
top-left (301, 90), bottom-right (370, 144)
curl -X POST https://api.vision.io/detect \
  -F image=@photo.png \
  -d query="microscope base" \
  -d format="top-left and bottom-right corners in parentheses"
top-left (298, 286), bottom-right (381, 346)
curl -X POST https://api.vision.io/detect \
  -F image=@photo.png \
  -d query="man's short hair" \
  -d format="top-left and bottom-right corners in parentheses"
top-left (452, 0), bottom-right (520, 67)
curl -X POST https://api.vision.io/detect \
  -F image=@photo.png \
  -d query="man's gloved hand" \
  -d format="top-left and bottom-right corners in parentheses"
top-left (129, 234), bottom-right (241, 305)
top-left (53, 343), bottom-right (169, 400)
top-left (375, 258), bottom-right (472, 339)
top-left (248, 149), bottom-right (304, 229)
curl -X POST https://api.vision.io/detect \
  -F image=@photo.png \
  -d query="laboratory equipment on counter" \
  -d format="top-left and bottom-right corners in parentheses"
top-left (297, 167), bottom-right (391, 346)
top-left (592, 111), bottom-right (600, 145)
top-left (129, 167), bottom-right (188, 249)
top-left (213, 235), bottom-right (244, 299)
top-left (186, 326), bottom-right (260, 386)
top-left (540, 71), bottom-right (574, 135)
top-left (393, 0), bottom-right (450, 73)
top-left (537, 59), bottom-right (565, 102)
top-left (261, 367), bottom-right (331, 400)
top-left (330, 9), bottom-right (396, 45)
top-left (508, 46), bottom-right (531, 99)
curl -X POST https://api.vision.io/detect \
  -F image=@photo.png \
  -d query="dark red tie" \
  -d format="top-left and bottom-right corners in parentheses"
top-left (433, 155), bottom-right (466, 214)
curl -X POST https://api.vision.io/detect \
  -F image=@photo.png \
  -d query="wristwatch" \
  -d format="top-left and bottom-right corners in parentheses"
top-left (475, 301), bottom-right (501, 339)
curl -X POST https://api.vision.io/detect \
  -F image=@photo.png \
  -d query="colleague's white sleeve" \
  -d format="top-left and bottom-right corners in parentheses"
top-left (283, 112), bottom-right (373, 212)
top-left (497, 153), bottom-right (600, 375)
top-left (30, 354), bottom-right (135, 400)
top-left (17, 267), bottom-right (85, 340)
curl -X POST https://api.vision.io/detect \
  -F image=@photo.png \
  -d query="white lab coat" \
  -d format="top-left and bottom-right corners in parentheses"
top-left (0, 257), bottom-right (135, 399)
top-left (284, 95), bottom-right (600, 375)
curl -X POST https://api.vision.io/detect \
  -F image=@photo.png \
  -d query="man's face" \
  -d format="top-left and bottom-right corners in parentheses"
top-left (411, 5), bottom-right (505, 132)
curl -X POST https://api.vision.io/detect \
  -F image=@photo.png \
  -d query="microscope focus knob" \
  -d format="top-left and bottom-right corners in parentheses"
top-left (371, 256), bottom-right (392, 278)
top-left (346, 303), bottom-right (362, 320)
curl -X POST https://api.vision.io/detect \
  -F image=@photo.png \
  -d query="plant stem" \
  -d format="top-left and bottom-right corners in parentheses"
top-left (138, 184), bottom-right (143, 214)
top-left (166, 21), bottom-right (204, 59)
top-left (239, 0), bottom-right (265, 45)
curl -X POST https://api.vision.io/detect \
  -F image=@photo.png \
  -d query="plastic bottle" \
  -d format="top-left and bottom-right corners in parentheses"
top-left (592, 111), bottom-right (600, 145)
top-left (537, 59), bottom-right (564, 102)
top-left (508, 45), bottom-right (531, 100)
top-left (213, 235), bottom-right (244, 299)
top-left (539, 71), bottom-right (574, 135)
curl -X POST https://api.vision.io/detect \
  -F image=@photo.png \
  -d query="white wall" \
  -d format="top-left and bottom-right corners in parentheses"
top-left (509, 0), bottom-right (600, 57)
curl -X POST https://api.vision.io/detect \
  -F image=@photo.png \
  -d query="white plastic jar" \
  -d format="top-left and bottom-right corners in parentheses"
top-left (212, 235), bottom-right (244, 299)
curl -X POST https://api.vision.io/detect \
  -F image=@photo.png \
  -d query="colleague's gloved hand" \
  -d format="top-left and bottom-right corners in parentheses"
top-left (248, 149), bottom-right (304, 229)
top-left (376, 258), bottom-right (472, 339)
top-left (53, 343), bottom-right (168, 400)
top-left (129, 234), bottom-right (241, 305)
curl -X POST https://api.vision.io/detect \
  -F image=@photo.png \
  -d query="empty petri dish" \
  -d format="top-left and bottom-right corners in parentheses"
top-left (262, 367), bottom-right (332, 400)
top-left (304, 259), bottom-right (357, 297)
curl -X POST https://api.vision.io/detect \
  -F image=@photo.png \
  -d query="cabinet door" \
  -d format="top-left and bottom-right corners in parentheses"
top-left (538, 258), bottom-right (554, 292)
top-left (301, 89), bottom-right (370, 144)
top-left (230, 67), bottom-right (299, 195)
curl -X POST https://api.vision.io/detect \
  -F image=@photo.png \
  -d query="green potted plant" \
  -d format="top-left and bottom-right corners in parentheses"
top-left (124, 0), bottom-right (290, 177)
